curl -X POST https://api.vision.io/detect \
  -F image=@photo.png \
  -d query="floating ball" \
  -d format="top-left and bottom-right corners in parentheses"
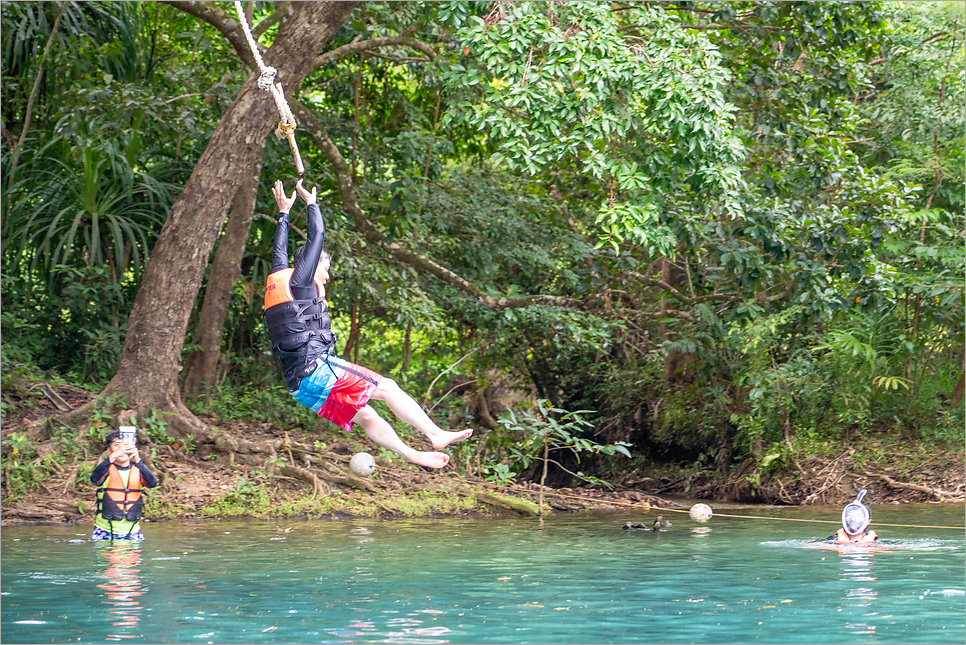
top-left (349, 452), bottom-right (375, 477)
top-left (689, 503), bottom-right (713, 523)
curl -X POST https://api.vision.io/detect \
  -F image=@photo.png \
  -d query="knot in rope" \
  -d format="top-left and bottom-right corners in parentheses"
top-left (233, 0), bottom-right (304, 175)
top-left (257, 67), bottom-right (277, 92)
top-left (275, 119), bottom-right (297, 140)
top-left (234, 1), bottom-right (276, 92)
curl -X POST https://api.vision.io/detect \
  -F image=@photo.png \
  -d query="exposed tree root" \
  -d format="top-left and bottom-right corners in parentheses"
top-left (862, 471), bottom-right (962, 501)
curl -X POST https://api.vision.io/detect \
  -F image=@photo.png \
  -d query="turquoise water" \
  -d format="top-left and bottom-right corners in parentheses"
top-left (1, 504), bottom-right (963, 644)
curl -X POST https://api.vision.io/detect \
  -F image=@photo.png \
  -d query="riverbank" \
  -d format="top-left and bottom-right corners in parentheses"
top-left (2, 381), bottom-right (962, 526)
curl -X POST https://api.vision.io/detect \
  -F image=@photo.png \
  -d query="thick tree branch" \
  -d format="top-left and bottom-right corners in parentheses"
top-left (678, 22), bottom-right (790, 32)
top-left (368, 53), bottom-right (433, 64)
top-left (290, 98), bottom-right (581, 312)
top-left (624, 271), bottom-right (739, 306)
top-left (163, 0), bottom-right (258, 68)
top-left (255, 213), bottom-right (304, 239)
top-left (315, 35), bottom-right (437, 68)
top-left (252, 1), bottom-right (291, 38)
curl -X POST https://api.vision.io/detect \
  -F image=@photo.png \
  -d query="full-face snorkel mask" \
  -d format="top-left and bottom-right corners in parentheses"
top-left (842, 489), bottom-right (871, 535)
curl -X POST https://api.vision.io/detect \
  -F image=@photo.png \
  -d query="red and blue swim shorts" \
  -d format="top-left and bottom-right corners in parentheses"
top-left (291, 355), bottom-right (382, 430)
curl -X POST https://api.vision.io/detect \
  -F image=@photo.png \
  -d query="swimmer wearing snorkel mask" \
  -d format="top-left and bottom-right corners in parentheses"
top-left (826, 489), bottom-right (878, 544)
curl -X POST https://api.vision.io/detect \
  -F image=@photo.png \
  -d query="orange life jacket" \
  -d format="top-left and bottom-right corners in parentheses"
top-left (263, 268), bottom-right (336, 390)
top-left (264, 268), bottom-right (326, 309)
top-left (98, 464), bottom-right (143, 522)
top-left (835, 528), bottom-right (878, 544)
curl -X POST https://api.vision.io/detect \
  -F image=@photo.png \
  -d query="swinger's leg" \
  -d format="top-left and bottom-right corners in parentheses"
top-left (368, 379), bottom-right (473, 449)
top-left (350, 405), bottom-right (450, 469)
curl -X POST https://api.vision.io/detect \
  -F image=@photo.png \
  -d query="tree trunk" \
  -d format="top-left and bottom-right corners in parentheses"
top-left (660, 257), bottom-right (691, 383)
top-left (97, 2), bottom-right (358, 436)
top-left (181, 148), bottom-right (264, 400)
top-left (343, 301), bottom-right (360, 360)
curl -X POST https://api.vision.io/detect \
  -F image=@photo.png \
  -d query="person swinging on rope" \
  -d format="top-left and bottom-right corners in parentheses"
top-left (265, 179), bottom-right (473, 469)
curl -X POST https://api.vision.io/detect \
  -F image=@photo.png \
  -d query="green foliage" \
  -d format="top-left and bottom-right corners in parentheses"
top-left (4, 145), bottom-right (173, 285)
top-left (186, 381), bottom-right (320, 430)
top-left (202, 476), bottom-right (271, 517)
top-left (483, 462), bottom-right (515, 487)
top-left (0, 431), bottom-right (42, 501)
top-left (495, 399), bottom-right (631, 488)
top-left (2, 1), bottom-right (961, 489)
top-left (2, 0), bottom-right (240, 383)
top-left (441, 1), bottom-right (745, 249)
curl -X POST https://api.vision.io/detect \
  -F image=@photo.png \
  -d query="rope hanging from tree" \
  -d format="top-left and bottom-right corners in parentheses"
top-left (233, 1), bottom-right (304, 175)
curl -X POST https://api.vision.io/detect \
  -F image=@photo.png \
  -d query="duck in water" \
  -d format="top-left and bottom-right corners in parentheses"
top-left (623, 516), bottom-right (666, 531)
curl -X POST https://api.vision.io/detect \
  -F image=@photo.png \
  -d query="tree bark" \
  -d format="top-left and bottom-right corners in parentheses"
top-left (97, 2), bottom-right (359, 436)
top-left (181, 147), bottom-right (265, 400)
top-left (660, 257), bottom-right (691, 383)
top-left (343, 302), bottom-right (360, 360)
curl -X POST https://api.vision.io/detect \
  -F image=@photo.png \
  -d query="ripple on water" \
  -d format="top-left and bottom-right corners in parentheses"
top-left (760, 538), bottom-right (962, 551)
top-left (1, 513), bottom-right (963, 645)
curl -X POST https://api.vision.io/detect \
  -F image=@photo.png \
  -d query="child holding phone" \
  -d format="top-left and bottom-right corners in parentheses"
top-left (90, 429), bottom-right (158, 541)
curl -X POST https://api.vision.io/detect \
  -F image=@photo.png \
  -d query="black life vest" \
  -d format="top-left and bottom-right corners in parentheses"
top-left (263, 268), bottom-right (337, 390)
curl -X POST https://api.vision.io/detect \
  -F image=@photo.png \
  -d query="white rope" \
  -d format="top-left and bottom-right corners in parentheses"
top-left (232, 1), bottom-right (303, 173)
top-left (233, 1), bottom-right (276, 91)
top-left (270, 83), bottom-right (297, 137)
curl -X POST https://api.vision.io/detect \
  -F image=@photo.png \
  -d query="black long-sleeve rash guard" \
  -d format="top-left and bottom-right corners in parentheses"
top-left (271, 203), bottom-right (326, 300)
top-left (266, 202), bottom-right (335, 389)
top-left (90, 459), bottom-right (158, 488)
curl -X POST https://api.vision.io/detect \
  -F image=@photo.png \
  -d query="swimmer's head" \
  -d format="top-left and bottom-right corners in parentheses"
top-left (842, 489), bottom-right (871, 535)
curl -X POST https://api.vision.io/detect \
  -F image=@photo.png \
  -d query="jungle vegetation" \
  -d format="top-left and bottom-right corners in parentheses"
top-left (2, 1), bottom-right (963, 492)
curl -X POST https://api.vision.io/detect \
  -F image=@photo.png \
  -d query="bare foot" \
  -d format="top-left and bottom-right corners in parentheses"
top-left (429, 428), bottom-right (474, 450)
top-left (407, 450), bottom-right (450, 469)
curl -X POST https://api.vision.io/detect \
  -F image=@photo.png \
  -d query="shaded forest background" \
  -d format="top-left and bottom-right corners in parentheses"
top-left (2, 1), bottom-right (963, 499)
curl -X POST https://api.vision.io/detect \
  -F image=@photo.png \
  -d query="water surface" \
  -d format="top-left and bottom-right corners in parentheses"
top-left (2, 504), bottom-right (963, 644)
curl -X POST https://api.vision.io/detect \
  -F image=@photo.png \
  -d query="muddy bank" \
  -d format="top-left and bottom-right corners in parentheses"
top-left (635, 448), bottom-right (965, 506)
top-left (2, 383), bottom-right (963, 526)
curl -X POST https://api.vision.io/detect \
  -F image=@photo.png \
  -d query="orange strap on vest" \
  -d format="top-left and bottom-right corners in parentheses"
top-left (105, 464), bottom-right (142, 512)
top-left (264, 268), bottom-right (326, 309)
top-left (835, 528), bottom-right (877, 544)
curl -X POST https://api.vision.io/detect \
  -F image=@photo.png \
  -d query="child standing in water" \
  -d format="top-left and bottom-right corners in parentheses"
top-left (91, 430), bottom-right (157, 541)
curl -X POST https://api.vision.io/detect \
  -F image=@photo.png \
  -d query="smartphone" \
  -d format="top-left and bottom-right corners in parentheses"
top-left (119, 426), bottom-right (137, 446)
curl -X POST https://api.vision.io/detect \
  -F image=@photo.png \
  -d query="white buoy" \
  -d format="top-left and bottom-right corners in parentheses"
top-left (349, 452), bottom-right (375, 477)
top-left (689, 503), bottom-right (713, 523)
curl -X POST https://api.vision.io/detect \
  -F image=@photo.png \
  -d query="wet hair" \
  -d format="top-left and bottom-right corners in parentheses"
top-left (293, 245), bottom-right (330, 267)
top-left (104, 429), bottom-right (122, 449)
